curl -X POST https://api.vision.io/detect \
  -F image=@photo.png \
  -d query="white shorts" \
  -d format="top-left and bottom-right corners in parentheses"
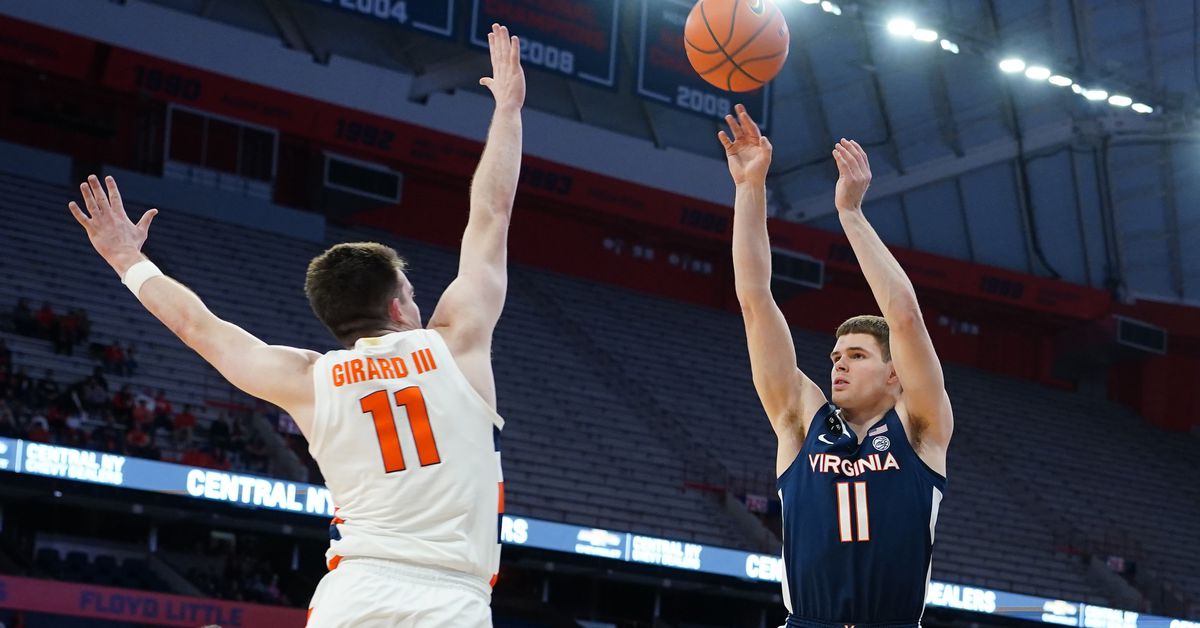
top-left (306, 557), bottom-right (492, 628)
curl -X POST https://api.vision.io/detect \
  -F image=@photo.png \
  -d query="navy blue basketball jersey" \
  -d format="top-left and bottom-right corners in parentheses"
top-left (777, 403), bottom-right (946, 627)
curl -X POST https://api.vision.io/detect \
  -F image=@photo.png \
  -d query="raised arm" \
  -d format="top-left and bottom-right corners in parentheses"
top-left (69, 175), bottom-right (320, 435)
top-left (832, 140), bottom-right (953, 455)
top-left (429, 23), bottom-right (524, 354)
top-left (721, 106), bottom-right (826, 464)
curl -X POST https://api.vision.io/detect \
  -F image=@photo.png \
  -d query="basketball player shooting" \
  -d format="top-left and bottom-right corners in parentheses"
top-left (67, 22), bottom-right (525, 628)
top-left (720, 105), bottom-right (953, 627)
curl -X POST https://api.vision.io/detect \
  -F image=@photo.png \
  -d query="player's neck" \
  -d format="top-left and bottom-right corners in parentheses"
top-left (345, 323), bottom-right (421, 347)
top-left (841, 398), bottom-right (894, 437)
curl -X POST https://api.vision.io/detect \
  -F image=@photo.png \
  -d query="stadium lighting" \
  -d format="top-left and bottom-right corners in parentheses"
top-left (1107, 95), bottom-right (1133, 107)
top-left (1083, 89), bottom-right (1108, 101)
top-left (998, 58), bottom-right (1026, 73)
top-left (1024, 66), bottom-right (1051, 81)
top-left (1048, 75), bottom-right (1073, 87)
top-left (1070, 84), bottom-right (1084, 94)
top-left (887, 18), bottom-right (917, 37)
top-left (799, 0), bottom-right (820, 4)
top-left (1131, 103), bottom-right (1154, 114)
top-left (939, 40), bottom-right (960, 54)
top-left (912, 28), bottom-right (939, 42)
top-left (820, 1), bottom-right (842, 15)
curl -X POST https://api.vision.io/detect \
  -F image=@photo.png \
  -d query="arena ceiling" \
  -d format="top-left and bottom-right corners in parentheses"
top-left (137, 0), bottom-right (1200, 305)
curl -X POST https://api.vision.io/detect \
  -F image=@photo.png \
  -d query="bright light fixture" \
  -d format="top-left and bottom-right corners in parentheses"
top-left (1083, 89), bottom-right (1108, 101)
top-left (887, 18), bottom-right (916, 36)
top-left (1131, 103), bottom-right (1153, 113)
top-left (799, 0), bottom-right (820, 4)
top-left (1048, 75), bottom-right (1073, 87)
top-left (820, 1), bottom-right (842, 14)
top-left (940, 40), bottom-right (960, 54)
top-left (912, 28), bottom-right (939, 42)
top-left (1107, 95), bottom-right (1133, 107)
top-left (998, 58), bottom-right (1026, 73)
top-left (1024, 66), bottom-right (1051, 80)
top-left (1070, 84), bottom-right (1084, 94)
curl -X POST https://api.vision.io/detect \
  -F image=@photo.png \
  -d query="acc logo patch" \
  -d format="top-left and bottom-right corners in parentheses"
top-left (872, 436), bottom-right (891, 451)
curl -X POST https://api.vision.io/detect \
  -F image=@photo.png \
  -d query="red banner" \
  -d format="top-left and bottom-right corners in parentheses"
top-left (0, 16), bottom-right (97, 80)
top-left (102, 48), bottom-right (322, 137)
top-left (0, 574), bottom-right (305, 627)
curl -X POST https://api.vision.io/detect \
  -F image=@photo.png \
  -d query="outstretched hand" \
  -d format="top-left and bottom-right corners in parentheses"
top-left (68, 175), bottom-right (158, 275)
top-left (718, 104), bottom-right (772, 185)
top-left (833, 139), bottom-right (872, 213)
top-left (480, 23), bottom-right (525, 111)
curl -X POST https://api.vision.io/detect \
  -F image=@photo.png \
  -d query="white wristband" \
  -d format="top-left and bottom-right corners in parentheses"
top-left (121, 260), bottom-right (165, 297)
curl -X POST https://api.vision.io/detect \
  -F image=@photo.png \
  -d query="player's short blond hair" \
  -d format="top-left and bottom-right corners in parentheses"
top-left (305, 242), bottom-right (408, 344)
top-left (835, 315), bottom-right (891, 362)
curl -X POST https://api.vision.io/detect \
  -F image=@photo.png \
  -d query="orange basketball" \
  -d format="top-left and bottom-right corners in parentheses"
top-left (684, 0), bottom-right (790, 92)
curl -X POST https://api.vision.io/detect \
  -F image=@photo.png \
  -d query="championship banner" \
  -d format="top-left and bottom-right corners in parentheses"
top-left (469, 0), bottom-right (619, 88)
top-left (302, 0), bottom-right (455, 37)
top-left (637, 0), bottom-right (770, 125)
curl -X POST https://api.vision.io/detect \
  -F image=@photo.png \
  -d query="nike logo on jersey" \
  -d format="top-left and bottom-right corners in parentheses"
top-left (817, 434), bottom-right (840, 445)
top-left (808, 452), bottom-right (900, 476)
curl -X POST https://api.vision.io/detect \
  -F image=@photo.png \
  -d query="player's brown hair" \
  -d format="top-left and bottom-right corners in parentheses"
top-left (835, 315), bottom-right (891, 362)
top-left (305, 242), bottom-right (408, 345)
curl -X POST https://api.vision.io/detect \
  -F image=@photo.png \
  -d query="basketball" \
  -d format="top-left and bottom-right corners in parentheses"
top-left (684, 0), bottom-right (790, 92)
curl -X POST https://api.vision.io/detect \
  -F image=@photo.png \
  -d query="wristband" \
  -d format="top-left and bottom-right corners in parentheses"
top-left (121, 260), bottom-right (164, 297)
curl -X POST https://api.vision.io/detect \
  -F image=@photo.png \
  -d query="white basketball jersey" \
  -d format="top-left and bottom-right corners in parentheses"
top-left (307, 329), bottom-right (504, 586)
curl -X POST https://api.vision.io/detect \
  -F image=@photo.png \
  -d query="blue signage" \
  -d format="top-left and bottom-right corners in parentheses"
top-left (0, 437), bottom-right (1189, 628)
top-left (469, 0), bottom-right (619, 88)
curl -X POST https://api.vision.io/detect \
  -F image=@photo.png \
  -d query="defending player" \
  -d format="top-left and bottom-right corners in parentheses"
top-left (67, 23), bottom-right (526, 628)
top-left (720, 104), bottom-right (952, 627)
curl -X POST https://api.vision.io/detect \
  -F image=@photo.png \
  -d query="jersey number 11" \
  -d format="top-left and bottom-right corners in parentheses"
top-left (359, 387), bottom-right (442, 473)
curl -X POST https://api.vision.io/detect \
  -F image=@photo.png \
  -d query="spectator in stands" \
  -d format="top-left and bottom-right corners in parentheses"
top-left (54, 308), bottom-right (83, 355)
top-left (0, 338), bottom-right (10, 369)
top-left (111, 385), bottom-right (133, 422)
top-left (90, 366), bottom-right (108, 393)
top-left (34, 302), bottom-right (57, 340)
top-left (35, 370), bottom-right (59, 407)
top-left (181, 444), bottom-right (215, 469)
top-left (102, 341), bottom-right (125, 375)
top-left (124, 423), bottom-right (154, 458)
top-left (80, 377), bottom-right (109, 413)
top-left (11, 299), bottom-right (34, 336)
top-left (130, 399), bottom-right (152, 431)
top-left (153, 389), bottom-right (172, 424)
top-left (26, 416), bottom-right (50, 443)
top-left (91, 422), bottom-right (123, 455)
top-left (174, 404), bottom-right (197, 442)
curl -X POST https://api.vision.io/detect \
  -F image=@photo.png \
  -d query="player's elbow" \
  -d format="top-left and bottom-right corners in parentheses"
top-left (735, 285), bottom-right (773, 314)
top-left (886, 302), bottom-right (923, 331)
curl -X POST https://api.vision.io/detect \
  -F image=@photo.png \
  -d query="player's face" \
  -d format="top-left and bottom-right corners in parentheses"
top-left (829, 333), bottom-right (894, 408)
